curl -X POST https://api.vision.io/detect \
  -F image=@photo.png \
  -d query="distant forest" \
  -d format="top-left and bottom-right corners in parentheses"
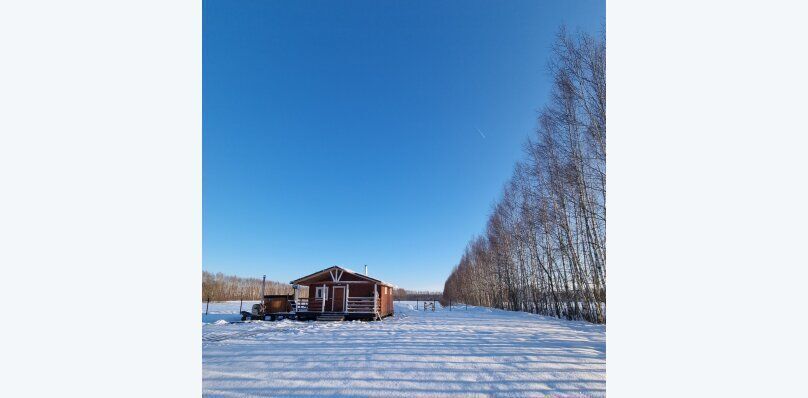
top-left (442, 28), bottom-right (606, 324)
top-left (392, 289), bottom-right (442, 301)
top-left (202, 271), bottom-right (306, 301)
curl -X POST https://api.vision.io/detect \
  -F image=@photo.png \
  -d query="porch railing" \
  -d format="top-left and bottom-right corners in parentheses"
top-left (290, 298), bottom-right (321, 312)
top-left (289, 297), bottom-right (380, 313)
top-left (346, 297), bottom-right (379, 313)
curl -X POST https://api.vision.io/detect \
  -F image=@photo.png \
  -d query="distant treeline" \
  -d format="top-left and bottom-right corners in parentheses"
top-left (202, 271), bottom-right (442, 302)
top-left (202, 271), bottom-right (308, 301)
top-left (442, 28), bottom-right (606, 324)
top-left (393, 288), bottom-right (442, 301)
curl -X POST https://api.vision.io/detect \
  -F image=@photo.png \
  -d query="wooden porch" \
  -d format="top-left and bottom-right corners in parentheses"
top-left (291, 296), bottom-right (383, 320)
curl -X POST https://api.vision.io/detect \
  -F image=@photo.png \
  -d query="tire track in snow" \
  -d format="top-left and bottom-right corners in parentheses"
top-left (203, 330), bottom-right (264, 342)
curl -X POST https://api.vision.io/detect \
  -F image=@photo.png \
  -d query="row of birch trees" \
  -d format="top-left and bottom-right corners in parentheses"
top-left (442, 28), bottom-right (606, 324)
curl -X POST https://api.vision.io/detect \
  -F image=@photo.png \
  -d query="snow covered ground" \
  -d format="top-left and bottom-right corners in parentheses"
top-left (203, 301), bottom-right (605, 397)
top-left (202, 300), bottom-right (260, 324)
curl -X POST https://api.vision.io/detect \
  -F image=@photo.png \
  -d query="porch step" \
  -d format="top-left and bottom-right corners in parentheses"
top-left (316, 315), bottom-right (345, 322)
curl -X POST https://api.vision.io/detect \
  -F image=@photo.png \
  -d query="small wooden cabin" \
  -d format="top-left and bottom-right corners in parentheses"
top-left (290, 266), bottom-right (394, 321)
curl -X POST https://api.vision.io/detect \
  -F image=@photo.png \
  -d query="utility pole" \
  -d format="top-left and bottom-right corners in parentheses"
top-left (260, 275), bottom-right (266, 312)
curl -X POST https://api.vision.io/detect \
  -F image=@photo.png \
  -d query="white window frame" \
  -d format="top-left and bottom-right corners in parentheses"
top-left (315, 286), bottom-right (327, 299)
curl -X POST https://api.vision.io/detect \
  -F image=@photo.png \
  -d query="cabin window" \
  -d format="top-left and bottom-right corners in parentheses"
top-left (315, 286), bottom-right (327, 299)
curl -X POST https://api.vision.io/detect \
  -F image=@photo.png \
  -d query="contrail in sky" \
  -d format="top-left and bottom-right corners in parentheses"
top-left (476, 127), bottom-right (487, 139)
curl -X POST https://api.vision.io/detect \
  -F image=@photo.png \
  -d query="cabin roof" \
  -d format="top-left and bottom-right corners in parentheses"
top-left (290, 265), bottom-right (394, 287)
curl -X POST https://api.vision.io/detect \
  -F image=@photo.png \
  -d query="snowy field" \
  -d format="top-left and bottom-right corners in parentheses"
top-left (203, 301), bottom-right (605, 397)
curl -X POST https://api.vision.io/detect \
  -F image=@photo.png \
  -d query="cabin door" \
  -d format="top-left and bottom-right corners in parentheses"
top-left (332, 286), bottom-right (345, 312)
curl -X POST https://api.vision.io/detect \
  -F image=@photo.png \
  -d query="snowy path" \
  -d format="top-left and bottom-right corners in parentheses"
top-left (202, 302), bottom-right (605, 397)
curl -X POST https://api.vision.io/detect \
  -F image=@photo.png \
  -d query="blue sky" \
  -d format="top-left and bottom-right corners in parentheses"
top-left (203, 0), bottom-right (605, 291)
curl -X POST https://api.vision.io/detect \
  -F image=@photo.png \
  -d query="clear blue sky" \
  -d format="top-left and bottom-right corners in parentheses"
top-left (203, 0), bottom-right (604, 291)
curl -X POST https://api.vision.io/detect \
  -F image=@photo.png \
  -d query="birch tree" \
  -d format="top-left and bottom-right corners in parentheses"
top-left (442, 27), bottom-right (606, 324)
